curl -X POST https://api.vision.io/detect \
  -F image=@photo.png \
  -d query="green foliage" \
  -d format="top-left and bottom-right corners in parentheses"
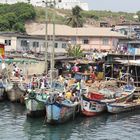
top-left (66, 44), bottom-right (84, 58)
top-left (82, 10), bottom-right (135, 21)
top-left (136, 11), bottom-right (140, 21)
top-left (0, 18), bottom-right (10, 31)
top-left (35, 7), bottom-right (65, 24)
top-left (0, 2), bottom-right (36, 32)
top-left (35, 7), bottom-right (137, 26)
top-left (81, 11), bottom-right (99, 20)
top-left (13, 22), bottom-right (25, 32)
top-left (65, 6), bottom-right (84, 27)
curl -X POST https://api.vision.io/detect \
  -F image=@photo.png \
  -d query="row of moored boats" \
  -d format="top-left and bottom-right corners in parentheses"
top-left (0, 77), bottom-right (140, 124)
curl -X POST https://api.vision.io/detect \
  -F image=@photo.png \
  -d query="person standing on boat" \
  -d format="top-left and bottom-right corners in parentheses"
top-left (64, 78), bottom-right (68, 92)
top-left (14, 65), bottom-right (20, 77)
top-left (90, 71), bottom-right (96, 83)
top-left (1, 60), bottom-right (6, 70)
top-left (65, 90), bottom-right (72, 100)
top-left (75, 80), bottom-right (81, 98)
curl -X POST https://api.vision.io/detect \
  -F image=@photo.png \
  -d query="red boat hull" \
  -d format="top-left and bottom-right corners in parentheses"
top-left (82, 109), bottom-right (100, 117)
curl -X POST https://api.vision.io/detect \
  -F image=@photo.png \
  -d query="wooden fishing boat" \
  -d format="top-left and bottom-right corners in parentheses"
top-left (46, 94), bottom-right (80, 124)
top-left (6, 82), bottom-right (26, 102)
top-left (81, 92), bottom-right (106, 116)
top-left (107, 96), bottom-right (140, 114)
top-left (25, 90), bottom-right (49, 117)
top-left (0, 82), bottom-right (6, 101)
top-left (81, 85), bottom-right (136, 117)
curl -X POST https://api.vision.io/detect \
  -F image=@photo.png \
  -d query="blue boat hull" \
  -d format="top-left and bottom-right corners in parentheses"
top-left (46, 102), bottom-right (79, 124)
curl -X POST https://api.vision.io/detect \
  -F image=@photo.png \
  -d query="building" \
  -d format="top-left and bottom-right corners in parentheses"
top-left (25, 22), bottom-right (126, 51)
top-left (0, 32), bottom-right (68, 54)
top-left (55, 0), bottom-right (89, 11)
top-left (0, 0), bottom-right (89, 11)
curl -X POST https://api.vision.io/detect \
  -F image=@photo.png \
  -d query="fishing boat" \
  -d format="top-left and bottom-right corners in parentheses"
top-left (107, 95), bottom-right (140, 114)
top-left (81, 92), bottom-right (106, 116)
top-left (25, 90), bottom-right (49, 117)
top-left (81, 84), bottom-right (136, 117)
top-left (6, 82), bottom-right (26, 102)
top-left (46, 93), bottom-right (80, 124)
top-left (24, 80), bottom-right (63, 117)
top-left (0, 82), bottom-right (6, 101)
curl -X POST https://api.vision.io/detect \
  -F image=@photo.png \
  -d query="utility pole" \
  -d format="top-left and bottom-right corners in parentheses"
top-left (50, 1), bottom-right (56, 86)
top-left (43, 0), bottom-right (56, 76)
top-left (44, 0), bottom-right (48, 74)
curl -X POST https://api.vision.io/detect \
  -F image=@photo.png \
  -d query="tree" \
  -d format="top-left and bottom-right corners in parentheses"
top-left (66, 6), bottom-right (84, 27)
top-left (66, 44), bottom-right (84, 58)
top-left (0, 19), bottom-right (10, 31)
top-left (13, 22), bottom-right (26, 32)
top-left (3, 13), bottom-right (17, 29)
top-left (0, 2), bottom-right (36, 32)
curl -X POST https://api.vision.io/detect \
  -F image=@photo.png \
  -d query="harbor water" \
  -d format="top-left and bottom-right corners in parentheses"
top-left (0, 102), bottom-right (140, 140)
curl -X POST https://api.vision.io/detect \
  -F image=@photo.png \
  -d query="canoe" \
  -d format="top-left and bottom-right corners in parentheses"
top-left (46, 94), bottom-right (80, 124)
top-left (6, 82), bottom-right (26, 102)
top-left (107, 98), bottom-right (140, 114)
top-left (80, 85), bottom-right (136, 117)
top-left (25, 90), bottom-right (48, 117)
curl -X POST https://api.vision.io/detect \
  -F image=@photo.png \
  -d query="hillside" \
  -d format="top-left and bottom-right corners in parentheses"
top-left (35, 6), bottom-right (138, 27)
top-left (0, 2), bottom-right (139, 33)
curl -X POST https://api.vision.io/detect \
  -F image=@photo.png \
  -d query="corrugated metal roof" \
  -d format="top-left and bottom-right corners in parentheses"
top-left (25, 22), bottom-right (127, 38)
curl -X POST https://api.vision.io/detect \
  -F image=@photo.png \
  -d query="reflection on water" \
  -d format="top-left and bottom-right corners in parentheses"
top-left (0, 102), bottom-right (140, 140)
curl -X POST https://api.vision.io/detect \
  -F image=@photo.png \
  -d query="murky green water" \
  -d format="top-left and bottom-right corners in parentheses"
top-left (0, 102), bottom-right (140, 140)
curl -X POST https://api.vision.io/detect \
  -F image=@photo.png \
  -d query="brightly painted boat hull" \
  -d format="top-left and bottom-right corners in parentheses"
top-left (25, 98), bottom-right (46, 117)
top-left (81, 98), bottom-right (106, 117)
top-left (46, 102), bottom-right (79, 124)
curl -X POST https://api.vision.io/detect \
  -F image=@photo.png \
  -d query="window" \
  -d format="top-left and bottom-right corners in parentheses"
top-left (62, 43), bottom-right (67, 48)
top-left (112, 39), bottom-right (118, 47)
top-left (55, 43), bottom-right (58, 48)
top-left (71, 37), bottom-right (76, 44)
top-left (33, 42), bottom-right (39, 48)
top-left (5, 40), bottom-right (11, 46)
top-left (102, 38), bottom-right (109, 45)
top-left (83, 38), bottom-right (89, 44)
top-left (21, 40), bottom-right (28, 46)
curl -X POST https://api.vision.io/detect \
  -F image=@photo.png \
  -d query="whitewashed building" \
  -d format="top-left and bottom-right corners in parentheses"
top-left (0, 0), bottom-right (89, 11)
top-left (0, 32), bottom-right (68, 54)
top-left (55, 0), bottom-right (89, 11)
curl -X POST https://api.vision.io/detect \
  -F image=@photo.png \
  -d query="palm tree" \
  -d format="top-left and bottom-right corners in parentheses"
top-left (66, 44), bottom-right (84, 58)
top-left (66, 6), bottom-right (84, 27)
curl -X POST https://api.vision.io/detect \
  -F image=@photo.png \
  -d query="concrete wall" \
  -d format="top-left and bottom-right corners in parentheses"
top-left (67, 36), bottom-right (119, 50)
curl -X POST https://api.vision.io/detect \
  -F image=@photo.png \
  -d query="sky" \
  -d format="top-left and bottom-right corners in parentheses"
top-left (81, 0), bottom-right (140, 13)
